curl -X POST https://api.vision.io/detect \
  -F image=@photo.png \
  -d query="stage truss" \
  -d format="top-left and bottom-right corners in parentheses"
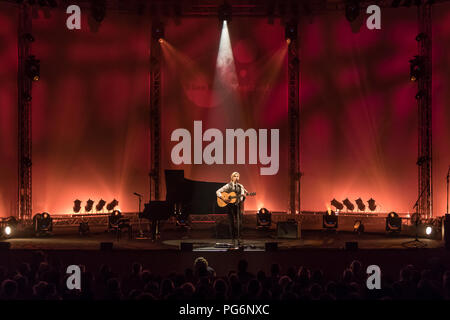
top-left (17, 4), bottom-right (33, 221)
top-left (9, 0), bottom-right (447, 218)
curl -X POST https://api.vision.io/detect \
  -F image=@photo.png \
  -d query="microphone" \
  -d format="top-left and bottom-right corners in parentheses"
top-left (134, 192), bottom-right (142, 197)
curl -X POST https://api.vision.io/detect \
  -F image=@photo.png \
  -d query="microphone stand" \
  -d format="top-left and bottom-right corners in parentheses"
top-left (447, 166), bottom-right (450, 214)
top-left (403, 184), bottom-right (429, 248)
top-left (134, 193), bottom-right (149, 239)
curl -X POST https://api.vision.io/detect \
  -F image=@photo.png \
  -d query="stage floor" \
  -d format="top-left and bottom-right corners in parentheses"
top-left (2, 228), bottom-right (443, 251)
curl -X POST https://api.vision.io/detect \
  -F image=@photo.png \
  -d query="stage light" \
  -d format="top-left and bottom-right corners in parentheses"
top-left (257, 208), bottom-right (272, 228)
top-left (106, 199), bottom-right (119, 211)
top-left (425, 226), bottom-right (432, 235)
top-left (73, 199), bottom-right (81, 213)
top-left (158, 38), bottom-right (164, 43)
top-left (218, 2), bottom-right (232, 22)
top-left (355, 198), bottom-right (365, 211)
top-left (23, 33), bottom-right (35, 42)
top-left (85, 199), bottom-right (94, 212)
top-left (386, 212), bottom-right (402, 233)
top-left (33, 212), bottom-right (53, 236)
top-left (1, 217), bottom-right (18, 239)
top-left (79, 222), bottom-right (90, 236)
top-left (323, 211), bottom-right (338, 229)
top-left (415, 32), bottom-right (427, 42)
top-left (285, 22), bottom-right (297, 43)
top-left (343, 198), bottom-right (355, 211)
top-left (25, 56), bottom-right (40, 81)
top-left (108, 210), bottom-right (122, 228)
top-left (23, 93), bottom-right (32, 102)
top-left (96, 199), bottom-right (106, 212)
top-left (353, 220), bottom-right (364, 233)
top-left (415, 90), bottom-right (426, 100)
top-left (152, 23), bottom-right (165, 41)
top-left (331, 199), bottom-right (344, 211)
top-left (345, 0), bottom-right (360, 22)
top-left (409, 55), bottom-right (424, 82)
top-left (368, 198), bottom-right (377, 211)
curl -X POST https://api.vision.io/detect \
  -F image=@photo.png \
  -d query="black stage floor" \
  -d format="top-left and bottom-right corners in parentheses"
top-left (2, 228), bottom-right (442, 250)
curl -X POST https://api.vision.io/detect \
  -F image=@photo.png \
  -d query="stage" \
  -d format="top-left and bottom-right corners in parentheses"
top-left (2, 228), bottom-right (443, 251)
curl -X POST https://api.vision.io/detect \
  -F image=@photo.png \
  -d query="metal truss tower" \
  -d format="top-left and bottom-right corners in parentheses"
top-left (287, 22), bottom-right (301, 215)
top-left (17, 3), bottom-right (33, 221)
top-left (417, 3), bottom-right (433, 218)
top-left (149, 23), bottom-right (163, 201)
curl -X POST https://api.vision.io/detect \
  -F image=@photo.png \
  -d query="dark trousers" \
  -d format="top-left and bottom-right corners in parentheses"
top-left (227, 203), bottom-right (242, 240)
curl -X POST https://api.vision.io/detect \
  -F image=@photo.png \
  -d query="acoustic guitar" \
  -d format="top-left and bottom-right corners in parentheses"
top-left (217, 191), bottom-right (256, 207)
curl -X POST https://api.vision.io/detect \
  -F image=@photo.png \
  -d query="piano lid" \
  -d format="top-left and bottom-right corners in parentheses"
top-left (165, 170), bottom-right (228, 215)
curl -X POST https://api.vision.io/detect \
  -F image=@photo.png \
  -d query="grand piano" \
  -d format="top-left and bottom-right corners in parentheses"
top-left (140, 170), bottom-right (228, 222)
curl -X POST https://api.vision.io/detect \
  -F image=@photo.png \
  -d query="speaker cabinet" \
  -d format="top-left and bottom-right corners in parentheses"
top-left (277, 220), bottom-right (299, 239)
top-left (180, 242), bottom-right (193, 251)
top-left (100, 242), bottom-right (113, 251)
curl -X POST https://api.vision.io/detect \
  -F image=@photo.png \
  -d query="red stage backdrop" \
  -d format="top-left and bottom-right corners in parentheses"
top-left (0, 3), bottom-right (449, 216)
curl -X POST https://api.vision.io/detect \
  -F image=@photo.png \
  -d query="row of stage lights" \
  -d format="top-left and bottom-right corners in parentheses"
top-left (323, 210), bottom-right (436, 237)
top-left (0, 212), bottom-right (53, 239)
top-left (73, 199), bottom-right (119, 213)
top-left (1, 209), bottom-right (127, 239)
top-left (330, 198), bottom-right (377, 212)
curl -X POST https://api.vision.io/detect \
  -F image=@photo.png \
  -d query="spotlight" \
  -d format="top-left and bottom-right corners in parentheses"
top-left (106, 199), bottom-right (119, 211)
top-left (23, 93), bottom-right (32, 102)
top-left (33, 212), bottom-right (53, 236)
top-left (257, 208), bottom-right (272, 228)
top-left (218, 2), bottom-right (232, 22)
top-left (415, 90), bottom-right (426, 100)
top-left (73, 199), bottom-right (82, 213)
top-left (96, 199), bottom-right (106, 212)
top-left (386, 212), bottom-right (402, 233)
top-left (425, 226), bottom-right (432, 235)
top-left (343, 198), bottom-right (355, 211)
top-left (285, 22), bottom-right (297, 43)
top-left (367, 198), bottom-right (377, 211)
top-left (331, 198), bottom-right (344, 211)
top-left (353, 220), bottom-right (364, 233)
top-left (152, 23), bottom-right (165, 41)
top-left (415, 32), bottom-right (427, 41)
top-left (79, 222), bottom-right (90, 236)
top-left (345, 0), bottom-right (360, 22)
top-left (1, 217), bottom-right (19, 239)
top-left (25, 56), bottom-right (40, 81)
top-left (409, 55), bottom-right (424, 82)
top-left (108, 210), bottom-right (125, 229)
top-left (85, 199), bottom-right (94, 212)
top-left (323, 210), bottom-right (338, 229)
top-left (23, 33), bottom-right (35, 42)
top-left (355, 198), bottom-right (366, 211)
top-left (158, 38), bottom-right (164, 43)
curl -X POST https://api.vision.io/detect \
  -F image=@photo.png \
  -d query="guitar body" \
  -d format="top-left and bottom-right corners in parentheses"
top-left (217, 192), bottom-right (238, 207)
top-left (217, 192), bottom-right (256, 207)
